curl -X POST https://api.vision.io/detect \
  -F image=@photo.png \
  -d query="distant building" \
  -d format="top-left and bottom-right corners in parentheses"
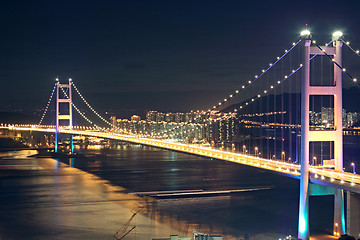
top-left (346, 111), bottom-right (360, 128)
top-left (165, 113), bottom-right (174, 122)
top-left (131, 115), bottom-right (141, 121)
top-left (156, 112), bottom-right (165, 122)
top-left (146, 111), bottom-right (158, 122)
top-left (185, 112), bottom-right (193, 123)
top-left (321, 107), bottom-right (334, 126)
top-left (174, 112), bottom-right (184, 123)
top-left (140, 110), bottom-right (240, 143)
top-left (319, 107), bottom-right (359, 128)
top-left (110, 116), bottom-right (117, 127)
top-left (309, 111), bottom-right (321, 126)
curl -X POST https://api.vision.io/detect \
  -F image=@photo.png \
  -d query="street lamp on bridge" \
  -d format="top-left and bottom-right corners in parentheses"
top-left (351, 162), bottom-right (356, 174)
top-left (312, 156), bottom-right (317, 166)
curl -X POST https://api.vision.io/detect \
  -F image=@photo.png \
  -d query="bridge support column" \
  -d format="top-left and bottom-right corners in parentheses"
top-left (334, 189), bottom-right (345, 236)
top-left (298, 34), bottom-right (311, 240)
top-left (308, 184), bottom-right (345, 237)
top-left (55, 130), bottom-right (58, 152)
top-left (55, 77), bottom-right (73, 154)
top-left (347, 191), bottom-right (360, 237)
top-left (55, 79), bottom-right (59, 153)
top-left (333, 35), bottom-right (345, 237)
top-left (298, 31), bottom-right (345, 239)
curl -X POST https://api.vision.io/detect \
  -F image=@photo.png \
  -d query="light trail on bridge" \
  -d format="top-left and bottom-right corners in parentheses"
top-left (2, 125), bottom-right (360, 194)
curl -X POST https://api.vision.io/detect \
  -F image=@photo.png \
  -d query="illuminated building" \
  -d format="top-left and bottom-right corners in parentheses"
top-left (321, 107), bottom-right (334, 126)
top-left (131, 115), bottom-right (141, 121)
top-left (165, 113), bottom-right (174, 122)
top-left (174, 112), bottom-right (184, 123)
top-left (146, 111), bottom-right (157, 122)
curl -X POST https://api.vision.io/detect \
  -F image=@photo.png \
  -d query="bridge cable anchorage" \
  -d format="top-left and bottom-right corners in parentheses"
top-left (37, 83), bottom-right (57, 126)
top-left (313, 41), bottom-right (359, 85)
top-left (71, 82), bottom-right (120, 131)
top-left (208, 39), bottom-right (302, 112)
top-left (341, 39), bottom-right (360, 57)
top-left (59, 86), bottom-right (107, 132)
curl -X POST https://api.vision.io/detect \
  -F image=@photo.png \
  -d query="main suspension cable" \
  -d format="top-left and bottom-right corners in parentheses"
top-left (313, 42), bottom-right (358, 84)
top-left (59, 86), bottom-right (104, 131)
top-left (341, 39), bottom-right (360, 57)
top-left (72, 82), bottom-right (118, 129)
top-left (38, 83), bottom-right (57, 126)
top-left (209, 39), bottom-right (302, 111)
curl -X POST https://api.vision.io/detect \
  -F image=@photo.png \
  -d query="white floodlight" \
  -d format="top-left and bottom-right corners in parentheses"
top-left (300, 30), bottom-right (310, 36)
top-left (332, 31), bottom-right (343, 37)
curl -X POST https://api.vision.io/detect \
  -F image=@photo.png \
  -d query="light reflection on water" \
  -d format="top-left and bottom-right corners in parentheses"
top-left (56, 145), bottom-right (302, 239)
top-left (0, 150), bottom-right (242, 240)
top-left (1, 144), bottom-right (338, 239)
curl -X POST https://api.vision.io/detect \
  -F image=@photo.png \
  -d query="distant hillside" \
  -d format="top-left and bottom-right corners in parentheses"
top-left (343, 87), bottom-right (360, 112)
top-left (0, 112), bottom-right (38, 124)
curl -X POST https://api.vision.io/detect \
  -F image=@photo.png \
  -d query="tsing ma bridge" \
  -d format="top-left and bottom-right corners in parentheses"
top-left (2, 30), bottom-right (360, 240)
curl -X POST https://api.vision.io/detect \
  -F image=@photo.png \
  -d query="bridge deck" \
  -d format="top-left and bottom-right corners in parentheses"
top-left (3, 126), bottom-right (360, 193)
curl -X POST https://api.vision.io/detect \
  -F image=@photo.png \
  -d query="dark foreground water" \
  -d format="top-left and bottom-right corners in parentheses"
top-left (0, 144), bottom-right (338, 240)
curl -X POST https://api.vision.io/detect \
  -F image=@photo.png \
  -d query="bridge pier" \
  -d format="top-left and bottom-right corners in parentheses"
top-left (298, 31), bottom-right (345, 240)
top-left (334, 189), bottom-right (345, 236)
top-left (346, 191), bottom-right (360, 238)
top-left (307, 183), bottom-right (345, 239)
top-left (55, 77), bottom-right (74, 154)
top-left (298, 31), bottom-right (311, 240)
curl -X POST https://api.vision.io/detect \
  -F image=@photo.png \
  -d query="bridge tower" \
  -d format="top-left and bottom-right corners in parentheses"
top-left (55, 77), bottom-right (74, 153)
top-left (298, 31), bottom-right (345, 239)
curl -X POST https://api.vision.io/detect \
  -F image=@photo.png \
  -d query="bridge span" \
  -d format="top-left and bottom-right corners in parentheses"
top-left (3, 125), bottom-right (360, 195)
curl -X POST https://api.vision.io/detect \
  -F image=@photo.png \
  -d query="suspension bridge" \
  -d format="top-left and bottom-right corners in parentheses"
top-left (2, 30), bottom-right (360, 240)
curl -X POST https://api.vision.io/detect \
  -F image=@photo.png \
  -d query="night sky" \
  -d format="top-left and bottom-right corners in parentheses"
top-left (1, 0), bottom-right (360, 118)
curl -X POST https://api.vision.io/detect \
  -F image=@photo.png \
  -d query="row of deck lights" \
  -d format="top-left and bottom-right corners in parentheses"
top-left (2, 123), bottom-right (358, 173)
top-left (110, 134), bottom-right (359, 186)
top-left (3, 122), bottom-right (357, 178)
top-left (146, 138), bottom-right (359, 186)
top-left (2, 124), bottom-right (360, 187)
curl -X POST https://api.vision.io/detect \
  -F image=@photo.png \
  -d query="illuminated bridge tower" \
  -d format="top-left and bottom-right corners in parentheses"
top-left (55, 77), bottom-right (74, 153)
top-left (298, 31), bottom-right (345, 239)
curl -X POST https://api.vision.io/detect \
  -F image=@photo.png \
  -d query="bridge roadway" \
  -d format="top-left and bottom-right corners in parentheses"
top-left (2, 125), bottom-right (360, 194)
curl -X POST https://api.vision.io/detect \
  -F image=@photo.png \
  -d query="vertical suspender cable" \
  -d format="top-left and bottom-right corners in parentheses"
top-left (289, 48), bottom-right (293, 163)
top-left (311, 54), bottom-right (315, 165)
top-left (274, 65), bottom-right (277, 160)
top-left (281, 55), bottom-right (285, 160)
top-left (267, 72), bottom-right (270, 159)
